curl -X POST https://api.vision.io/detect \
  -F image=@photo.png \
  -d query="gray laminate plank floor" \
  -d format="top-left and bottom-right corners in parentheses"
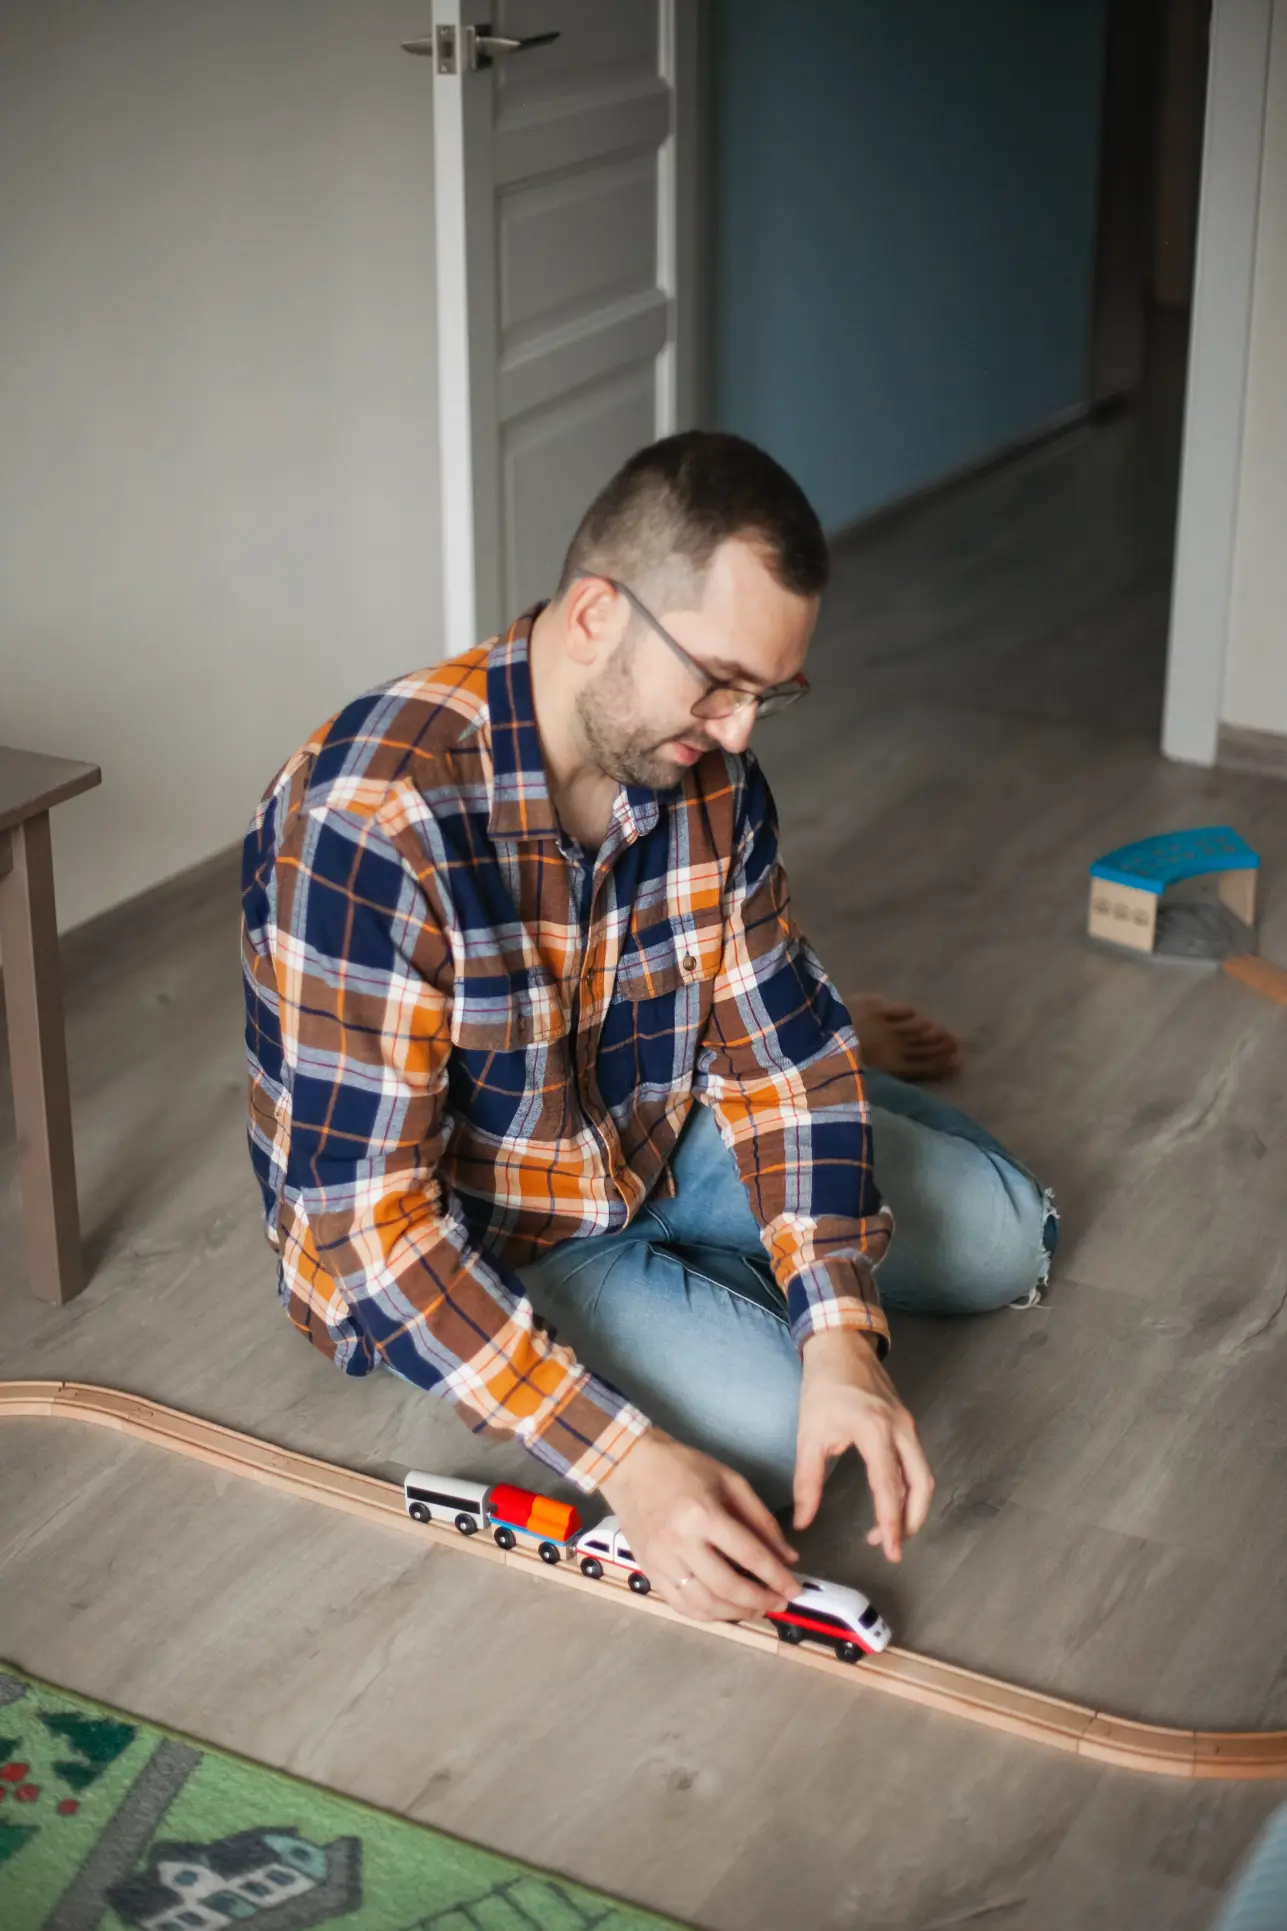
top-left (3, 412), bottom-right (1286, 1930)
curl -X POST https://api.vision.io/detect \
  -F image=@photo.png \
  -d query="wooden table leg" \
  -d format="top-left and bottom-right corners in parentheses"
top-left (0, 812), bottom-right (85, 1304)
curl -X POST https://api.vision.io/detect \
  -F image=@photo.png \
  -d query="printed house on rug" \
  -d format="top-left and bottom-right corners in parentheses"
top-left (107, 1826), bottom-right (354, 1931)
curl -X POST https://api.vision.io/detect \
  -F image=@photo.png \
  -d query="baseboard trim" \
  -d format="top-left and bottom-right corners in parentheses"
top-left (825, 401), bottom-right (1102, 552)
top-left (0, 841), bottom-right (242, 1016)
top-left (64, 840), bottom-right (242, 952)
top-left (1217, 723), bottom-right (1287, 781)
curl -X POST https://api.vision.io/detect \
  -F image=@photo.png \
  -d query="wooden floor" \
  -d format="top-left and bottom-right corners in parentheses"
top-left (4, 405), bottom-right (1287, 1929)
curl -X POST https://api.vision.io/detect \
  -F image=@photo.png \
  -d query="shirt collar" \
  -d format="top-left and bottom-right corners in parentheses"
top-left (485, 609), bottom-right (561, 841)
top-left (486, 608), bottom-right (661, 848)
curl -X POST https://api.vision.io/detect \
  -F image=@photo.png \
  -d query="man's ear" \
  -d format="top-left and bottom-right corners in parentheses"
top-left (561, 575), bottom-right (621, 670)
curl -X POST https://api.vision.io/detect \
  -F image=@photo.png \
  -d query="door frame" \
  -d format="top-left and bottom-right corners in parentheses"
top-left (431, 0), bottom-right (702, 657)
top-left (1162, 0), bottom-right (1274, 765)
top-left (658, 0), bottom-right (703, 434)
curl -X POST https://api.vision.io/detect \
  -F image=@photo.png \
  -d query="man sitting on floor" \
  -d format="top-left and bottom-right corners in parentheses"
top-left (241, 431), bottom-right (1057, 1626)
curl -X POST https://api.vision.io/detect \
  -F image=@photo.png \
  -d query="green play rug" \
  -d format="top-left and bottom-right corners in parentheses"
top-left (0, 1665), bottom-right (688, 1931)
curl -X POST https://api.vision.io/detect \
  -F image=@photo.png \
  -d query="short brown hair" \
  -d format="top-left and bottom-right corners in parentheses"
top-left (558, 430), bottom-right (828, 604)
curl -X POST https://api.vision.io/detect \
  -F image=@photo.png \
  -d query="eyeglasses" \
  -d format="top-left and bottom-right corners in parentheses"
top-left (574, 573), bottom-right (810, 721)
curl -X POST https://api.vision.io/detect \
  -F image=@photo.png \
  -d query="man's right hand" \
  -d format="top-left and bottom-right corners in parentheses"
top-left (600, 1429), bottom-right (800, 1624)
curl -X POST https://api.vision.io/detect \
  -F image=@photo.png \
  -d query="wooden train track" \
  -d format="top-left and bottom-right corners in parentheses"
top-left (1223, 953), bottom-right (1287, 1008)
top-left (4, 1378), bottom-right (1284, 1782)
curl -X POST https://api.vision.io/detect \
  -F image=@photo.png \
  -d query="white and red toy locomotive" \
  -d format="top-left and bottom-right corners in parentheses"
top-left (402, 1473), bottom-right (891, 1662)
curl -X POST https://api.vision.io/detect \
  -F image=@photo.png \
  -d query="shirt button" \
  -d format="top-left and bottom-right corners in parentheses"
top-left (681, 954), bottom-right (697, 977)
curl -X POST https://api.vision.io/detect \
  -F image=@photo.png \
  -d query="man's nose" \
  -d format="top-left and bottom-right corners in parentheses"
top-left (703, 704), bottom-right (757, 756)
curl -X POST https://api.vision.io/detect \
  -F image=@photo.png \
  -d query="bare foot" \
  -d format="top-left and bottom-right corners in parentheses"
top-left (849, 994), bottom-right (963, 1082)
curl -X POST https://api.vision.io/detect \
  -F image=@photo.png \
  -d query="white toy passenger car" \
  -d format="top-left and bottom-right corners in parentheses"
top-left (570, 1513), bottom-right (652, 1593)
top-left (402, 1472), bottom-right (490, 1535)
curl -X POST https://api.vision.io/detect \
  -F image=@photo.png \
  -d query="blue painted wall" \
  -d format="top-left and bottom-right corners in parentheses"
top-left (714, 0), bottom-right (1108, 529)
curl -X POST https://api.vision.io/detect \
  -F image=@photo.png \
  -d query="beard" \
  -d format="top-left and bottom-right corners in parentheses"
top-left (575, 636), bottom-right (713, 789)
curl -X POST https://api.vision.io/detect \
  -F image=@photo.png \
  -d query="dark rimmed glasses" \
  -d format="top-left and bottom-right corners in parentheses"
top-left (574, 572), bottom-right (810, 721)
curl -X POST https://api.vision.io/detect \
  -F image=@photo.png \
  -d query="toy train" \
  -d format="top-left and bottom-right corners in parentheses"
top-left (403, 1471), bottom-right (892, 1663)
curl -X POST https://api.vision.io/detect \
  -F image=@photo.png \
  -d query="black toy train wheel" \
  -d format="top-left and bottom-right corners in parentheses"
top-left (834, 1640), bottom-right (860, 1664)
top-left (778, 1623), bottom-right (803, 1645)
top-left (408, 1502), bottom-right (431, 1524)
top-left (627, 1571), bottom-right (651, 1595)
top-left (493, 1526), bottom-right (516, 1550)
top-left (538, 1541), bottom-right (561, 1565)
top-left (579, 1557), bottom-right (603, 1580)
top-left (455, 1514), bottom-right (478, 1536)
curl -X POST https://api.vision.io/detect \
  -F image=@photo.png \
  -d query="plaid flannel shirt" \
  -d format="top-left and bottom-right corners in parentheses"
top-left (242, 610), bottom-right (893, 1493)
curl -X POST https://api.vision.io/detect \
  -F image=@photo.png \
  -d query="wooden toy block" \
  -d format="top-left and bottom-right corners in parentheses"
top-left (1087, 878), bottom-right (1158, 952)
top-left (1088, 826), bottom-right (1259, 957)
top-left (1219, 867), bottom-right (1258, 925)
top-left (4, 1380), bottom-right (1287, 1782)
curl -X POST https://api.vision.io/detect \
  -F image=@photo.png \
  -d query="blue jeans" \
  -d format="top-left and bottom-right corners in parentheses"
top-left (519, 1075), bottom-right (1057, 1505)
top-left (1211, 1805), bottom-right (1287, 1931)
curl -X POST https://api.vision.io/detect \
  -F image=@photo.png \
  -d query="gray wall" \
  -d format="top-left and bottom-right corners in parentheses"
top-left (0, 2), bottom-right (443, 932)
top-left (713, 0), bottom-right (1109, 529)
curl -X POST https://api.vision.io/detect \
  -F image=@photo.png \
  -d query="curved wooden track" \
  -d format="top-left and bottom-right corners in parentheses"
top-left (4, 1379), bottom-right (1284, 1781)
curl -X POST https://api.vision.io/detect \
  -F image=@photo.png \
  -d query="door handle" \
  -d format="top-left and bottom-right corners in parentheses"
top-left (402, 25), bottom-right (559, 72)
top-left (474, 30), bottom-right (560, 63)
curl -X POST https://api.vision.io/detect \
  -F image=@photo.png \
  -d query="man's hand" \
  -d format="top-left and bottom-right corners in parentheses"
top-left (601, 1430), bottom-right (799, 1624)
top-left (795, 1329), bottom-right (934, 1560)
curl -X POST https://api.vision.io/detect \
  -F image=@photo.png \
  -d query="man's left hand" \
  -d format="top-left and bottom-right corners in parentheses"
top-left (794, 1328), bottom-right (935, 1559)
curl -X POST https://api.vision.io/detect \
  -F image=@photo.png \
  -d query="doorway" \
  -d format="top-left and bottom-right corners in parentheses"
top-left (705, 0), bottom-right (1210, 748)
top-left (432, 0), bottom-right (1263, 767)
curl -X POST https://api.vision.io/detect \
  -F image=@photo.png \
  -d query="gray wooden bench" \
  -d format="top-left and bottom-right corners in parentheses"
top-left (0, 746), bottom-right (102, 1303)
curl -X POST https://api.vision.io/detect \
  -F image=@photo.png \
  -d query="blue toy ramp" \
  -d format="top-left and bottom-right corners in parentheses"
top-left (1089, 827), bottom-right (1260, 896)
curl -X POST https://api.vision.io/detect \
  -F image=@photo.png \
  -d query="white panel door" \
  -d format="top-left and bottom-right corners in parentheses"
top-left (424, 0), bottom-right (694, 655)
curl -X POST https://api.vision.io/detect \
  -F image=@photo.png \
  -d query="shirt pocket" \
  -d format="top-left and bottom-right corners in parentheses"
top-left (615, 908), bottom-right (724, 1003)
top-left (451, 976), bottom-right (568, 1053)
